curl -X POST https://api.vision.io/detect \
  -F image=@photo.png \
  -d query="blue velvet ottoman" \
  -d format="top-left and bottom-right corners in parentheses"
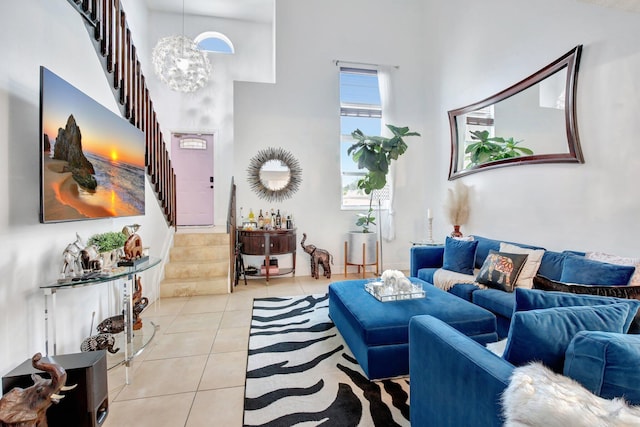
top-left (328, 278), bottom-right (498, 380)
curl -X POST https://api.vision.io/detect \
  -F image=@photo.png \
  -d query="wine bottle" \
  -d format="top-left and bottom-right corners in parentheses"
top-left (248, 208), bottom-right (255, 223)
top-left (276, 209), bottom-right (282, 229)
top-left (264, 208), bottom-right (271, 228)
top-left (258, 209), bottom-right (264, 228)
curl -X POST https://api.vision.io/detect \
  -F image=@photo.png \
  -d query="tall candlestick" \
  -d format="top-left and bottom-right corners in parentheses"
top-left (427, 208), bottom-right (433, 219)
top-left (427, 217), bottom-right (434, 244)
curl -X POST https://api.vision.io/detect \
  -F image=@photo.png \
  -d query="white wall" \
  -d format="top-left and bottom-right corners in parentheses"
top-left (424, 0), bottom-right (640, 255)
top-left (0, 0), bottom-right (171, 375)
top-left (236, 0), bottom-right (640, 280)
top-left (145, 11), bottom-right (273, 226)
top-left (234, 0), bottom-right (429, 275)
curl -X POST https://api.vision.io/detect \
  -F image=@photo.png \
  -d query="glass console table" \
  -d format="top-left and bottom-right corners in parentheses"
top-left (40, 257), bottom-right (161, 384)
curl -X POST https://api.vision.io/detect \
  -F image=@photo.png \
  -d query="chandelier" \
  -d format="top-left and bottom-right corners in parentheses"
top-left (151, 0), bottom-right (211, 93)
top-left (152, 35), bottom-right (211, 92)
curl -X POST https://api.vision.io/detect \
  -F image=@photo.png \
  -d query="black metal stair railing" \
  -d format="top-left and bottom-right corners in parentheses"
top-left (66, 0), bottom-right (176, 226)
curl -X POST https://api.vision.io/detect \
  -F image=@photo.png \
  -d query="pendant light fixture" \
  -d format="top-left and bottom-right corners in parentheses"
top-left (151, 0), bottom-right (211, 92)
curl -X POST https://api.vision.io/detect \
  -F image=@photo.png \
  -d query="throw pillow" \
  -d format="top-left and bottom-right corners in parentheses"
top-left (564, 331), bottom-right (640, 404)
top-left (560, 253), bottom-right (636, 286)
top-left (586, 251), bottom-right (640, 287)
top-left (503, 303), bottom-right (630, 372)
top-left (475, 250), bottom-right (528, 292)
top-left (514, 288), bottom-right (640, 334)
top-left (500, 242), bottom-right (545, 289)
top-left (442, 236), bottom-right (478, 275)
top-left (533, 275), bottom-right (640, 300)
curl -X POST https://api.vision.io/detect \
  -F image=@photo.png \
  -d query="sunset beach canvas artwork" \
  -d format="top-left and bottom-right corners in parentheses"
top-left (40, 67), bottom-right (145, 223)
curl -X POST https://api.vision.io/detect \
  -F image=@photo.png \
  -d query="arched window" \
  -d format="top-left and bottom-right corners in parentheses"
top-left (194, 32), bottom-right (235, 54)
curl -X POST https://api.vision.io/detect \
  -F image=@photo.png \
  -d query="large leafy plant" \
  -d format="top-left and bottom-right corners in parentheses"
top-left (466, 130), bottom-right (533, 167)
top-left (348, 124), bottom-right (420, 232)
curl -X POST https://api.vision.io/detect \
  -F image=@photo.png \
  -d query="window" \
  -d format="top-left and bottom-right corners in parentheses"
top-left (194, 32), bottom-right (235, 54)
top-left (339, 67), bottom-right (387, 209)
top-left (461, 105), bottom-right (494, 169)
top-left (179, 137), bottom-right (207, 150)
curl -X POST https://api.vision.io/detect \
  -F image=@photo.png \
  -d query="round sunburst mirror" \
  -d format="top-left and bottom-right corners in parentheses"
top-left (247, 147), bottom-right (302, 202)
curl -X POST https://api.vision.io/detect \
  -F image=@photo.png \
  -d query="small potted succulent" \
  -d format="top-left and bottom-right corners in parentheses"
top-left (88, 231), bottom-right (127, 268)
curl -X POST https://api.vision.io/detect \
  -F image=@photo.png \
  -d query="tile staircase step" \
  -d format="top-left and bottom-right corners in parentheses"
top-left (170, 245), bottom-right (229, 262)
top-left (173, 233), bottom-right (229, 247)
top-left (160, 277), bottom-right (229, 297)
top-left (164, 260), bottom-right (228, 280)
top-left (160, 231), bottom-right (231, 297)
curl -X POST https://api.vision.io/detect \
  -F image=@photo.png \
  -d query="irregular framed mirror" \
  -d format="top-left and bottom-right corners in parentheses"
top-left (448, 45), bottom-right (584, 180)
top-left (247, 147), bottom-right (302, 202)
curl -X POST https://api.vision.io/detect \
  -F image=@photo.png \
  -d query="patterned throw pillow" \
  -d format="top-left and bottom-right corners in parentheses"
top-left (533, 275), bottom-right (640, 300)
top-left (500, 242), bottom-right (545, 289)
top-left (476, 250), bottom-right (529, 292)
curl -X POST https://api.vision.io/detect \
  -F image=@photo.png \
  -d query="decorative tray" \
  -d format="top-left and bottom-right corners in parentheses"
top-left (364, 280), bottom-right (426, 302)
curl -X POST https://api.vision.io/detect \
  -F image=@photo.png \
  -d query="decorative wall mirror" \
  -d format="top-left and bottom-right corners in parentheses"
top-left (448, 45), bottom-right (584, 180)
top-left (247, 147), bottom-right (302, 202)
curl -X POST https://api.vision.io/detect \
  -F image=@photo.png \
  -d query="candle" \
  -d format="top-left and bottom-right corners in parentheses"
top-left (427, 208), bottom-right (433, 219)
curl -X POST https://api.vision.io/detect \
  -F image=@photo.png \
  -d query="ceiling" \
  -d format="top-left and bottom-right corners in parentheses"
top-left (143, 0), bottom-right (639, 25)
top-left (144, 0), bottom-right (274, 23)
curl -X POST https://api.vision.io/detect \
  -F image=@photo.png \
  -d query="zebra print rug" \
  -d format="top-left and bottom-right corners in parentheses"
top-left (244, 294), bottom-right (410, 427)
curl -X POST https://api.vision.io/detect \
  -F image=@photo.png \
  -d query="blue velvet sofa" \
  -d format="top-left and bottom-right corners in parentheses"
top-left (408, 236), bottom-right (640, 426)
top-left (410, 235), bottom-right (640, 338)
top-left (409, 289), bottom-right (640, 426)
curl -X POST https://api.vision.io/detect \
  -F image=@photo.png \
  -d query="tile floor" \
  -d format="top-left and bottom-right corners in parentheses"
top-left (102, 273), bottom-right (368, 427)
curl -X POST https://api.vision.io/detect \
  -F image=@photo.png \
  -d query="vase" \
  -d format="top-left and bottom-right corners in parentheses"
top-left (346, 232), bottom-right (378, 265)
top-left (100, 248), bottom-right (122, 270)
top-left (451, 225), bottom-right (463, 238)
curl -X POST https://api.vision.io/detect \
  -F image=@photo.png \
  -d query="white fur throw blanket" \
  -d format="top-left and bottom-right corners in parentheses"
top-left (502, 362), bottom-right (640, 427)
top-left (432, 268), bottom-right (482, 291)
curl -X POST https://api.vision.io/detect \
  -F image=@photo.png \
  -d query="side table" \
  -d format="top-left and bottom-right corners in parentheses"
top-left (40, 257), bottom-right (161, 384)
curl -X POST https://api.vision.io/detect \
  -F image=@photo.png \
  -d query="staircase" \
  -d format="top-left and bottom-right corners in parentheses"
top-left (67, 0), bottom-right (176, 226)
top-left (160, 232), bottom-right (230, 297)
top-left (67, 1), bottom-right (237, 295)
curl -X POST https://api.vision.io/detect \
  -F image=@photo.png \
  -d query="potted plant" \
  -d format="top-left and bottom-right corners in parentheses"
top-left (346, 124), bottom-right (420, 265)
top-left (87, 231), bottom-right (127, 268)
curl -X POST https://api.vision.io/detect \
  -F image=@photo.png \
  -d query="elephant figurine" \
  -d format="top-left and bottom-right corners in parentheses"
top-left (131, 277), bottom-right (148, 330)
top-left (60, 233), bottom-right (86, 279)
top-left (122, 224), bottom-right (143, 261)
top-left (96, 312), bottom-right (125, 334)
top-left (0, 353), bottom-right (75, 427)
top-left (80, 244), bottom-right (101, 272)
top-left (133, 297), bottom-right (149, 331)
top-left (80, 333), bottom-right (119, 354)
top-left (300, 233), bottom-right (333, 279)
top-left (123, 233), bottom-right (143, 261)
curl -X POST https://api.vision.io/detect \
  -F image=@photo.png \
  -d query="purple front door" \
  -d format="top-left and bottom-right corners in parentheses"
top-left (171, 132), bottom-right (214, 226)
